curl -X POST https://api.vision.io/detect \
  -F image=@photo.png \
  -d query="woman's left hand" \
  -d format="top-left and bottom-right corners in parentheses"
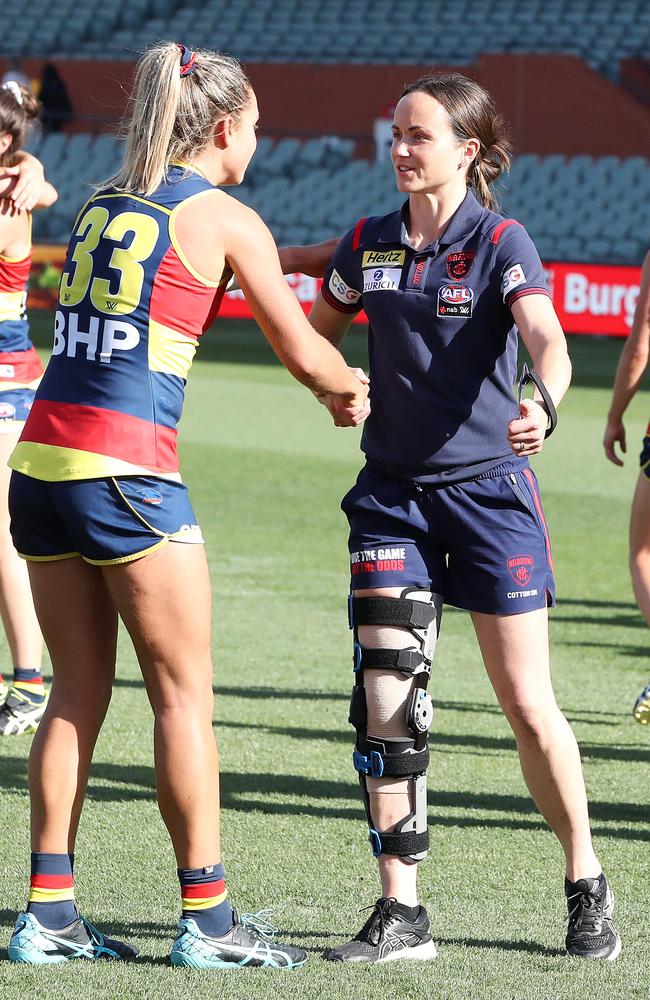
top-left (507, 398), bottom-right (548, 456)
top-left (0, 153), bottom-right (45, 211)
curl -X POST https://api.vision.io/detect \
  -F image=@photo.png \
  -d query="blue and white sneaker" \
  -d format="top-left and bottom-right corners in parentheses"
top-left (633, 682), bottom-right (650, 725)
top-left (0, 687), bottom-right (49, 735)
top-left (8, 911), bottom-right (139, 964)
top-left (170, 908), bottom-right (307, 969)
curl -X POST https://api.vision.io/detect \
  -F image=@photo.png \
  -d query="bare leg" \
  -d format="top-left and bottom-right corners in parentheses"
top-left (101, 542), bottom-right (219, 869)
top-left (27, 559), bottom-right (118, 852)
top-left (629, 472), bottom-right (650, 627)
top-left (0, 432), bottom-right (43, 670)
top-left (471, 608), bottom-right (600, 881)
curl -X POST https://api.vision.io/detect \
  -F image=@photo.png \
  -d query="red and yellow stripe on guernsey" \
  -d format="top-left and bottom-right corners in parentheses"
top-left (0, 347), bottom-right (44, 386)
top-left (28, 873), bottom-right (75, 904)
top-left (11, 400), bottom-right (179, 480)
top-left (181, 879), bottom-right (228, 912)
top-left (0, 249), bottom-right (31, 293)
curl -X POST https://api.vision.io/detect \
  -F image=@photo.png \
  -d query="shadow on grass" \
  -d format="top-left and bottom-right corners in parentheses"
top-left (433, 934), bottom-right (564, 958)
top-left (557, 598), bottom-right (638, 611)
top-left (552, 613), bottom-right (645, 628)
top-left (558, 639), bottom-right (648, 660)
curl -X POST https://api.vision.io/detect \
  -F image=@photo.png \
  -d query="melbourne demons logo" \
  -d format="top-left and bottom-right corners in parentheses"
top-left (446, 251), bottom-right (475, 280)
top-left (507, 555), bottom-right (534, 587)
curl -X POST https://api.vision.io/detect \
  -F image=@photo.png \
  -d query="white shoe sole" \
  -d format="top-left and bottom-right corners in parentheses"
top-left (379, 939), bottom-right (437, 962)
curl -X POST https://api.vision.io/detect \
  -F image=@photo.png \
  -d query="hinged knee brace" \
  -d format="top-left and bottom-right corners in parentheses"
top-left (348, 588), bottom-right (442, 862)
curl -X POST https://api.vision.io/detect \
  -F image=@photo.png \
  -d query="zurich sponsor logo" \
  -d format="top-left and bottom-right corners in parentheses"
top-left (136, 488), bottom-right (164, 505)
top-left (440, 284), bottom-right (473, 304)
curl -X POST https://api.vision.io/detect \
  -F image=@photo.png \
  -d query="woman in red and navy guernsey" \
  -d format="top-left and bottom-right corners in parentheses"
top-left (7, 43), bottom-right (367, 969)
top-left (311, 74), bottom-right (620, 963)
top-left (0, 81), bottom-right (57, 737)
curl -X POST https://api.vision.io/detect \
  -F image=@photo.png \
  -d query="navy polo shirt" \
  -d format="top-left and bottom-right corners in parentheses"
top-left (322, 190), bottom-right (551, 483)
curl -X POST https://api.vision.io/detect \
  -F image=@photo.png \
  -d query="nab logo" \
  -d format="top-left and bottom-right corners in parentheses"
top-left (52, 309), bottom-right (140, 364)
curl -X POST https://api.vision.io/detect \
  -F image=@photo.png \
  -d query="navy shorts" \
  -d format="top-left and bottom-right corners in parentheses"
top-left (9, 473), bottom-right (204, 565)
top-left (640, 428), bottom-right (650, 477)
top-left (341, 463), bottom-right (555, 615)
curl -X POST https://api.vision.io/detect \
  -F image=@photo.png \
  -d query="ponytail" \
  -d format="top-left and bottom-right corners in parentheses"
top-left (107, 41), bottom-right (251, 196)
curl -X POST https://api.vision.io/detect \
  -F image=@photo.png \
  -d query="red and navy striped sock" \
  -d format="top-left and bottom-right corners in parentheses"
top-left (27, 852), bottom-right (77, 929)
top-left (178, 862), bottom-right (233, 937)
top-left (13, 667), bottom-right (46, 704)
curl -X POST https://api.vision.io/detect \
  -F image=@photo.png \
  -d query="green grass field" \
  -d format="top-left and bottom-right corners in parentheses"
top-left (1, 315), bottom-right (648, 1000)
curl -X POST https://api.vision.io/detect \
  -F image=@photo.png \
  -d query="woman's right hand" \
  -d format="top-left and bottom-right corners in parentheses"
top-left (317, 368), bottom-right (371, 427)
top-left (603, 416), bottom-right (626, 466)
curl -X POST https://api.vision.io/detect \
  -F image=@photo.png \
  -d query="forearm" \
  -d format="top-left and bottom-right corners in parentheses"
top-left (607, 341), bottom-right (649, 422)
top-left (528, 339), bottom-right (572, 410)
top-left (277, 238), bottom-right (339, 278)
top-left (33, 181), bottom-right (58, 210)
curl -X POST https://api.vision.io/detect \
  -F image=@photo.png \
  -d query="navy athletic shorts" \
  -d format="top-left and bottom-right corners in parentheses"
top-left (9, 473), bottom-right (204, 565)
top-left (640, 425), bottom-right (650, 477)
top-left (342, 462), bottom-right (555, 615)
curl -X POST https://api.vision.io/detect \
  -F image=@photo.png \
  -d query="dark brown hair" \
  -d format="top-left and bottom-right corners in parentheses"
top-left (401, 72), bottom-right (511, 211)
top-left (0, 82), bottom-right (40, 166)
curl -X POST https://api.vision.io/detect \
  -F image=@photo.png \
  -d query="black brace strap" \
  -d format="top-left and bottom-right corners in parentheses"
top-left (352, 596), bottom-right (437, 631)
top-left (374, 829), bottom-right (429, 857)
top-left (358, 647), bottom-right (425, 673)
top-left (518, 363), bottom-right (558, 438)
top-left (381, 747), bottom-right (428, 777)
top-left (354, 744), bottom-right (428, 778)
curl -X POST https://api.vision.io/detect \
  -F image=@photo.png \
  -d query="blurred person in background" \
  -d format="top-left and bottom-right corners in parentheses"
top-left (0, 80), bottom-right (57, 734)
top-left (603, 249), bottom-right (650, 725)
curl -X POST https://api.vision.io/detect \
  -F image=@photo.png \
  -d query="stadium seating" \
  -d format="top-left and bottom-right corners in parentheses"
top-left (3, 0), bottom-right (649, 78)
top-left (27, 132), bottom-right (650, 265)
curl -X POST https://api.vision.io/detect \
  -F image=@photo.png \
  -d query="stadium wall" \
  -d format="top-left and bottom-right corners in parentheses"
top-left (3, 54), bottom-right (649, 156)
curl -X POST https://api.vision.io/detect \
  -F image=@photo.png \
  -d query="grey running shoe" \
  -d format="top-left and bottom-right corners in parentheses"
top-left (170, 909), bottom-right (308, 969)
top-left (8, 911), bottom-right (139, 963)
top-left (327, 897), bottom-right (436, 963)
top-left (0, 687), bottom-right (48, 735)
top-left (565, 874), bottom-right (621, 961)
top-left (633, 682), bottom-right (650, 725)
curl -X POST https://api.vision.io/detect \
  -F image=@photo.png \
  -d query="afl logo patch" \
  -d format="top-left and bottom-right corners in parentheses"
top-left (446, 250), bottom-right (475, 280)
top-left (437, 283), bottom-right (474, 317)
top-left (136, 488), bottom-right (163, 505)
top-left (507, 554), bottom-right (534, 587)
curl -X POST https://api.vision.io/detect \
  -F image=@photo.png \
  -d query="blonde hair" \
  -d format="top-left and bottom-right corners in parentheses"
top-left (0, 82), bottom-right (40, 167)
top-left (107, 41), bottom-right (251, 196)
top-left (401, 73), bottom-right (511, 212)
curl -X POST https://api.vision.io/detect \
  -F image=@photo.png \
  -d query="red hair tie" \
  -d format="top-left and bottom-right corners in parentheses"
top-left (177, 43), bottom-right (198, 77)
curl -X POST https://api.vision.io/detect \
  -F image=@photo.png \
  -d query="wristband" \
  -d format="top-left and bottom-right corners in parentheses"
top-left (518, 363), bottom-right (558, 438)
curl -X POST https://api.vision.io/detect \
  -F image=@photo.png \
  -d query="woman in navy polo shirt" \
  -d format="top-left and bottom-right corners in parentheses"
top-left (311, 72), bottom-right (620, 964)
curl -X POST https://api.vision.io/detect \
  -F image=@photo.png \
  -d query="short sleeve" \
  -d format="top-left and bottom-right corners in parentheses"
top-left (493, 222), bottom-right (551, 310)
top-left (321, 227), bottom-right (364, 314)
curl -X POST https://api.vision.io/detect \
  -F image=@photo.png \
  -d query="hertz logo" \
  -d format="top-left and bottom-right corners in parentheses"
top-left (362, 249), bottom-right (405, 267)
